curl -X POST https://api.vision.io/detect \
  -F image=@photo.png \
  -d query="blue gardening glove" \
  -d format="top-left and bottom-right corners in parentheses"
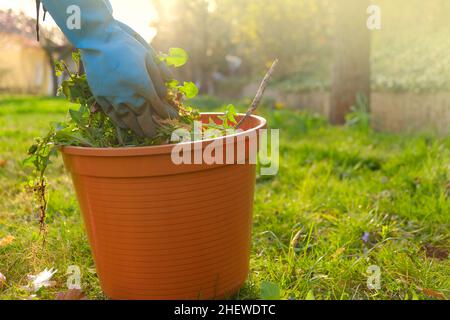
top-left (41, 0), bottom-right (178, 137)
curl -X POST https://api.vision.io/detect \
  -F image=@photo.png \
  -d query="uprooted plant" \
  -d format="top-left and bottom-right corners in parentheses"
top-left (24, 48), bottom-right (278, 231)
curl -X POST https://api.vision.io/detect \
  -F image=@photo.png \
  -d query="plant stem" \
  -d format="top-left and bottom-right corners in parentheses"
top-left (236, 59), bottom-right (279, 129)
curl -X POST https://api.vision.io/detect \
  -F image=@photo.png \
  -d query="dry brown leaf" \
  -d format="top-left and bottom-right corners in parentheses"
top-left (0, 235), bottom-right (14, 247)
top-left (0, 272), bottom-right (6, 288)
top-left (55, 289), bottom-right (88, 300)
top-left (422, 288), bottom-right (446, 300)
top-left (290, 230), bottom-right (303, 248)
top-left (0, 159), bottom-right (6, 168)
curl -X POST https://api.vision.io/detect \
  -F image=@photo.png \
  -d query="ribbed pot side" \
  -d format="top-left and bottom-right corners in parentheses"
top-left (61, 114), bottom-right (267, 300)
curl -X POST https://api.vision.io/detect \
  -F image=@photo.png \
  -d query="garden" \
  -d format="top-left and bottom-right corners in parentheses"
top-left (0, 95), bottom-right (448, 300)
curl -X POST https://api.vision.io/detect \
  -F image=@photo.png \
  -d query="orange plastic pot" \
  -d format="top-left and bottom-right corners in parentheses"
top-left (61, 113), bottom-right (267, 300)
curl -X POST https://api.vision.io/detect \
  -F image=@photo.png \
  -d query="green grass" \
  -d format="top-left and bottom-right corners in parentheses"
top-left (0, 96), bottom-right (449, 300)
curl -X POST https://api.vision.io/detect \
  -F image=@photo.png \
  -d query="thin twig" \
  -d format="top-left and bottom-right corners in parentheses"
top-left (236, 59), bottom-right (279, 129)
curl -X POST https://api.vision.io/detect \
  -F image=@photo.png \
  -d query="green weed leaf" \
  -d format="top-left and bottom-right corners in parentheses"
top-left (225, 104), bottom-right (237, 123)
top-left (69, 109), bottom-right (82, 124)
top-left (179, 82), bottom-right (199, 99)
top-left (167, 79), bottom-right (180, 89)
top-left (160, 48), bottom-right (189, 68)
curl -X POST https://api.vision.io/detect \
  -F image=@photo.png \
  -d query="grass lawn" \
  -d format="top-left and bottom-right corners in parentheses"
top-left (0, 96), bottom-right (449, 300)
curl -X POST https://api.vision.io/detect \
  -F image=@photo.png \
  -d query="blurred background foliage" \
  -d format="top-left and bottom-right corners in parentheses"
top-left (151, 0), bottom-right (450, 94)
top-left (372, 0), bottom-right (450, 92)
top-left (1, 0), bottom-right (450, 95)
top-left (152, 0), bottom-right (333, 94)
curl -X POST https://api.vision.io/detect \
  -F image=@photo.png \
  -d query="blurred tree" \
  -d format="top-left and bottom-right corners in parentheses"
top-left (151, 0), bottom-right (333, 93)
top-left (330, 0), bottom-right (371, 124)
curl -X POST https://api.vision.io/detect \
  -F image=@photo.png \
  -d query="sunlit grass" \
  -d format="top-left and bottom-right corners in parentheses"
top-left (0, 96), bottom-right (448, 300)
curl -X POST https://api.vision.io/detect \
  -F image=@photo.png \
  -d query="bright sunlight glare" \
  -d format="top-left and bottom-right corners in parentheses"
top-left (0, 0), bottom-right (158, 41)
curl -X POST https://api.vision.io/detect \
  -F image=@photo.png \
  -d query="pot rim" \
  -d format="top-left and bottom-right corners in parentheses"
top-left (61, 113), bottom-right (267, 157)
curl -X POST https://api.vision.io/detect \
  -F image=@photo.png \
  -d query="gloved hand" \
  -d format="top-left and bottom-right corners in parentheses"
top-left (41, 0), bottom-right (178, 137)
